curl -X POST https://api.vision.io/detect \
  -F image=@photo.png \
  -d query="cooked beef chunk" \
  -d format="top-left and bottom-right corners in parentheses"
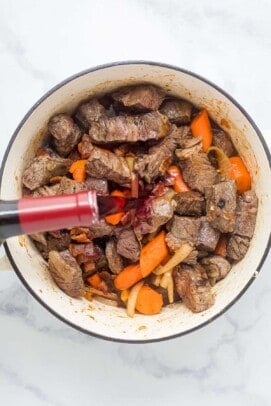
top-left (69, 243), bottom-right (101, 266)
top-left (85, 144), bottom-right (131, 186)
top-left (112, 85), bottom-right (165, 111)
top-left (226, 235), bottom-right (250, 261)
top-left (205, 180), bottom-right (236, 233)
top-left (201, 255), bottom-right (231, 286)
top-left (88, 111), bottom-right (170, 144)
top-left (75, 99), bottom-right (106, 129)
top-left (105, 239), bottom-right (124, 274)
top-left (178, 152), bottom-right (219, 193)
top-left (58, 176), bottom-right (86, 194)
top-left (85, 177), bottom-right (108, 195)
top-left (134, 196), bottom-right (174, 238)
top-left (166, 216), bottom-right (201, 250)
top-left (48, 114), bottom-right (81, 157)
top-left (79, 134), bottom-right (92, 159)
top-left (176, 136), bottom-right (203, 157)
top-left (173, 263), bottom-right (214, 312)
top-left (22, 155), bottom-right (70, 190)
top-left (32, 183), bottom-right (61, 197)
top-left (212, 128), bottom-right (236, 157)
top-left (197, 219), bottom-right (220, 252)
top-left (116, 229), bottom-right (140, 262)
top-left (88, 219), bottom-right (114, 239)
top-left (47, 232), bottom-right (71, 252)
top-left (48, 250), bottom-right (84, 298)
top-left (173, 191), bottom-right (205, 216)
top-left (160, 99), bottom-right (192, 124)
top-left (135, 126), bottom-right (189, 183)
top-left (234, 190), bottom-right (258, 238)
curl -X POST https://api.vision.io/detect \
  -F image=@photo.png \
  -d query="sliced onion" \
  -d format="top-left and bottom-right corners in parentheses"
top-left (85, 287), bottom-right (118, 301)
top-left (160, 271), bottom-right (172, 289)
top-left (207, 146), bottom-right (230, 177)
top-left (126, 281), bottom-right (144, 318)
top-left (154, 243), bottom-right (193, 275)
top-left (151, 274), bottom-right (162, 287)
top-left (95, 296), bottom-right (118, 307)
top-left (167, 275), bottom-right (174, 304)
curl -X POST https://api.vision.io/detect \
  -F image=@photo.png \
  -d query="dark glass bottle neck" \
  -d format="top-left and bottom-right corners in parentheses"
top-left (0, 200), bottom-right (21, 240)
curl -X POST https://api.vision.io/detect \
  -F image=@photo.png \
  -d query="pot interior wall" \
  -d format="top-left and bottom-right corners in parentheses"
top-left (1, 63), bottom-right (270, 341)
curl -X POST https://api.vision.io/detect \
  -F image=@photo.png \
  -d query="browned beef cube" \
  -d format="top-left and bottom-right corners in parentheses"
top-left (75, 99), bottom-right (106, 129)
top-left (197, 219), bottom-right (220, 252)
top-left (88, 219), bottom-right (114, 239)
top-left (201, 255), bottom-right (231, 285)
top-left (135, 126), bottom-right (189, 183)
top-left (234, 190), bottom-right (258, 238)
top-left (48, 114), bottom-right (82, 157)
top-left (178, 152), bottom-right (219, 193)
top-left (85, 144), bottom-right (131, 187)
top-left (116, 229), bottom-right (140, 262)
top-left (22, 155), bottom-right (70, 190)
top-left (173, 191), bottom-right (205, 216)
top-left (173, 263), bottom-right (214, 312)
top-left (160, 99), bottom-right (192, 124)
top-left (48, 250), bottom-right (84, 298)
top-left (88, 111), bottom-right (170, 144)
top-left (212, 128), bottom-right (236, 157)
top-left (166, 216), bottom-right (201, 250)
top-left (226, 235), bottom-right (250, 261)
top-left (105, 239), bottom-right (124, 274)
top-left (205, 180), bottom-right (237, 233)
top-left (112, 85), bottom-right (165, 111)
top-left (134, 196), bottom-right (174, 239)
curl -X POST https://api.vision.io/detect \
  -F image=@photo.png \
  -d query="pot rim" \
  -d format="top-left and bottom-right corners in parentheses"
top-left (1, 60), bottom-right (271, 343)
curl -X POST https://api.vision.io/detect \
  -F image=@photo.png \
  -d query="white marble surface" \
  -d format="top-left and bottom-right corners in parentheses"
top-left (0, 0), bottom-right (271, 404)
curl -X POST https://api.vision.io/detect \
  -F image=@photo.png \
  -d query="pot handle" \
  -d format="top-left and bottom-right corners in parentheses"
top-left (0, 244), bottom-right (12, 271)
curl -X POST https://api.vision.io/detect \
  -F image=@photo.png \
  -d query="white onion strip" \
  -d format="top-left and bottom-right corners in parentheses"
top-left (153, 243), bottom-right (193, 275)
top-left (126, 281), bottom-right (144, 318)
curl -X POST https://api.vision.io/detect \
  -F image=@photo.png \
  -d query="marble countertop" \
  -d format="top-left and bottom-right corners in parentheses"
top-left (0, 1), bottom-right (270, 405)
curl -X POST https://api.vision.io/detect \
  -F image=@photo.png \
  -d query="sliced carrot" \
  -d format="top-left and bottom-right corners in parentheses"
top-left (215, 235), bottom-right (228, 257)
top-left (87, 273), bottom-right (102, 289)
top-left (191, 109), bottom-right (213, 152)
top-left (167, 165), bottom-right (190, 192)
top-left (69, 159), bottom-right (87, 182)
top-left (140, 230), bottom-right (169, 277)
top-left (135, 285), bottom-right (163, 315)
top-left (228, 156), bottom-right (251, 193)
top-left (105, 190), bottom-right (126, 225)
top-left (114, 263), bottom-right (142, 291)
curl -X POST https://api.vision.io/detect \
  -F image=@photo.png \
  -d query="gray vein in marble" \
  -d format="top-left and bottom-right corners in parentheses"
top-left (0, 362), bottom-right (63, 406)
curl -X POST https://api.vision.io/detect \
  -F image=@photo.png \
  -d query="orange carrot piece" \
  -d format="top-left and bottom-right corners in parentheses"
top-left (69, 159), bottom-right (87, 182)
top-left (140, 230), bottom-right (169, 277)
top-left (114, 263), bottom-right (142, 291)
top-left (135, 285), bottom-right (163, 315)
top-left (191, 109), bottom-right (213, 152)
top-left (105, 190), bottom-right (126, 225)
top-left (87, 273), bottom-right (102, 289)
top-left (215, 235), bottom-right (228, 257)
top-left (228, 156), bottom-right (251, 193)
top-left (167, 165), bottom-right (190, 192)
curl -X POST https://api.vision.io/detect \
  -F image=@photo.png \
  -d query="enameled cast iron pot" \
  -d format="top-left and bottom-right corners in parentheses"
top-left (1, 61), bottom-right (270, 343)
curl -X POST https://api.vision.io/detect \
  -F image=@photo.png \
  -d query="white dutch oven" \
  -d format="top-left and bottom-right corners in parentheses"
top-left (0, 62), bottom-right (270, 342)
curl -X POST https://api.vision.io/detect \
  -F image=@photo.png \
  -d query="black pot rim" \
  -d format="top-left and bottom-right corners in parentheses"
top-left (1, 60), bottom-right (271, 344)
